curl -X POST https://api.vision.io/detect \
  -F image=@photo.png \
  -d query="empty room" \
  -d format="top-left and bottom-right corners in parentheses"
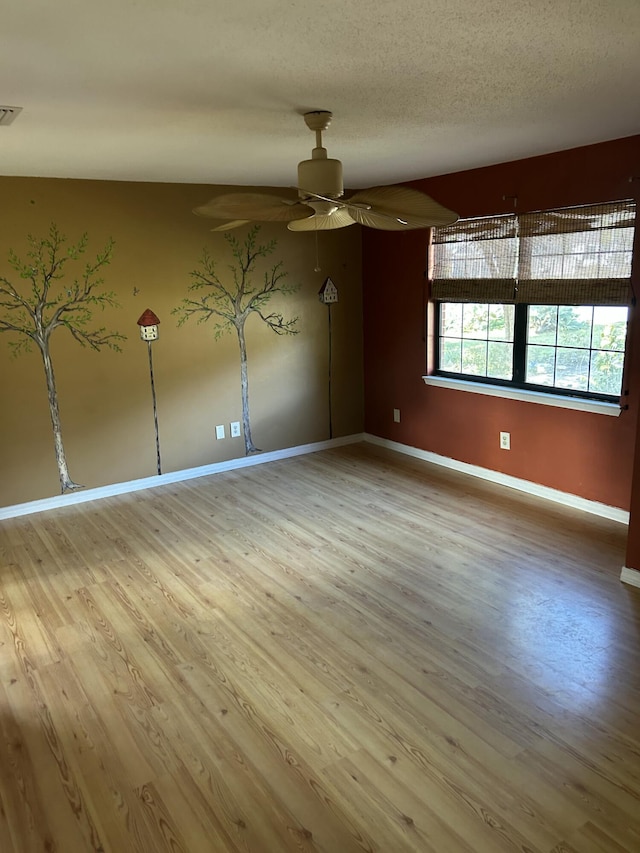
top-left (1, 2), bottom-right (639, 851)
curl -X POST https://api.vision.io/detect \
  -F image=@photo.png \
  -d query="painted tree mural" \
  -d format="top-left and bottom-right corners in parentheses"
top-left (173, 226), bottom-right (299, 455)
top-left (0, 224), bottom-right (125, 493)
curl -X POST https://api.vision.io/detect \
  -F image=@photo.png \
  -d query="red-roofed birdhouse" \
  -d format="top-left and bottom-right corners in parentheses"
top-left (137, 308), bottom-right (160, 341)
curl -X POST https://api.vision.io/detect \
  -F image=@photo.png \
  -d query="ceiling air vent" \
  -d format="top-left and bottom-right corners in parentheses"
top-left (0, 106), bottom-right (23, 126)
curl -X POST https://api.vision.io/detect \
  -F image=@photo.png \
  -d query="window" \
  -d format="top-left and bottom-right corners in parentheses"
top-left (431, 201), bottom-right (636, 402)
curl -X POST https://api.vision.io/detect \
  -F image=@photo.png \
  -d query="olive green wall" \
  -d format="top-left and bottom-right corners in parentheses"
top-left (0, 177), bottom-right (363, 506)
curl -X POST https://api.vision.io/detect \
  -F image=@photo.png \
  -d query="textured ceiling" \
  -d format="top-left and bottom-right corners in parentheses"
top-left (2, 0), bottom-right (639, 188)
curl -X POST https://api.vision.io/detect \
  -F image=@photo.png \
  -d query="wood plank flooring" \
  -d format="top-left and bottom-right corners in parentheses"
top-left (0, 443), bottom-right (639, 852)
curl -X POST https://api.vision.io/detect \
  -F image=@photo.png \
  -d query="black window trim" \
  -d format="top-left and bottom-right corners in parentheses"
top-left (432, 301), bottom-right (627, 405)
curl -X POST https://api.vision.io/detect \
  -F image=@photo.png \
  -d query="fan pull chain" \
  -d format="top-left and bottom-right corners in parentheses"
top-left (314, 228), bottom-right (321, 272)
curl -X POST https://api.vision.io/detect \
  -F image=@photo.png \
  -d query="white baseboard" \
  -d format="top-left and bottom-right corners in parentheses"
top-left (1, 431), bottom-right (630, 528)
top-left (363, 433), bottom-right (629, 525)
top-left (0, 433), bottom-right (366, 520)
top-left (620, 567), bottom-right (640, 588)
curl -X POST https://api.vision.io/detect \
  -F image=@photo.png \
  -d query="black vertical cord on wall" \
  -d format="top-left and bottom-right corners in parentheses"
top-left (328, 303), bottom-right (333, 440)
top-left (147, 341), bottom-right (162, 475)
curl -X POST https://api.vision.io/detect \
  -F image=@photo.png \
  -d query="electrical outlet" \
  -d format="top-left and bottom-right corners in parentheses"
top-left (215, 424), bottom-right (225, 440)
top-left (500, 431), bottom-right (511, 450)
top-left (230, 421), bottom-right (241, 438)
top-left (393, 408), bottom-right (401, 423)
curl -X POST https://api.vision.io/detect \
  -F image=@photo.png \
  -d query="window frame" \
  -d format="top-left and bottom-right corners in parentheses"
top-left (432, 300), bottom-right (629, 405)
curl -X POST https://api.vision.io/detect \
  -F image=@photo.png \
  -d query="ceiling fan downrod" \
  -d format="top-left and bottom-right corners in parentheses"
top-left (298, 110), bottom-right (344, 201)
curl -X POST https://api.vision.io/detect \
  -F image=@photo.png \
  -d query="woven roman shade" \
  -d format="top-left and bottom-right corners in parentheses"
top-left (516, 201), bottom-right (635, 305)
top-left (431, 214), bottom-right (517, 303)
top-left (432, 200), bottom-right (636, 306)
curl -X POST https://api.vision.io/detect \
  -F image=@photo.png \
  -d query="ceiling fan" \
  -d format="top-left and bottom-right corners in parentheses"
top-left (193, 111), bottom-right (458, 232)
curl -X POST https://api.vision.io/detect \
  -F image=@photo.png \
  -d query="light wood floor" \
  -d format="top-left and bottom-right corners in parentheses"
top-left (1, 443), bottom-right (639, 852)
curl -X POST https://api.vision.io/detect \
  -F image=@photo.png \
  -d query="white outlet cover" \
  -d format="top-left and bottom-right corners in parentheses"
top-left (230, 421), bottom-right (241, 437)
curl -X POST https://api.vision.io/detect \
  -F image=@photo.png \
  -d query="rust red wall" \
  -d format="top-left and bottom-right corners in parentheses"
top-left (363, 136), bottom-right (640, 511)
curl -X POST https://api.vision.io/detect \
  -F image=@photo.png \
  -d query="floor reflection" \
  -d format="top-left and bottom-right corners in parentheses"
top-left (507, 577), bottom-right (613, 709)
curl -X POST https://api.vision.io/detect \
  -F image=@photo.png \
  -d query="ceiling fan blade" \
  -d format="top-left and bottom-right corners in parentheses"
top-left (345, 209), bottom-right (418, 231)
top-left (193, 193), bottom-right (311, 223)
top-left (209, 219), bottom-right (252, 232)
top-left (287, 209), bottom-right (356, 231)
top-left (347, 185), bottom-right (458, 229)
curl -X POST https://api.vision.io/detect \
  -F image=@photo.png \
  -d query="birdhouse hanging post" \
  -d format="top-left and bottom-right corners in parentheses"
top-left (137, 309), bottom-right (162, 475)
top-left (318, 278), bottom-right (338, 439)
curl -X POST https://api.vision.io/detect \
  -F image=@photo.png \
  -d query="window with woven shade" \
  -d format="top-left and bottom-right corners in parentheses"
top-left (517, 201), bottom-right (635, 306)
top-left (430, 200), bottom-right (636, 401)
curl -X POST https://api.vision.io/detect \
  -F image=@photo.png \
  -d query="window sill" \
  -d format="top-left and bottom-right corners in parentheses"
top-left (422, 375), bottom-right (623, 417)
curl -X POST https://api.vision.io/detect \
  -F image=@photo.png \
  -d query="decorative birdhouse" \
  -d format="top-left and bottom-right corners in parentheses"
top-left (137, 308), bottom-right (160, 341)
top-left (318, 277), bottom-right (338, 304)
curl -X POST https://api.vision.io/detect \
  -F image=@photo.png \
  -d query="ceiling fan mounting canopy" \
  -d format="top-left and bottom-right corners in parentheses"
top-left (303, 110), bottom-right (333, 133)
top-left (193, 110), bottom-right (458, 232)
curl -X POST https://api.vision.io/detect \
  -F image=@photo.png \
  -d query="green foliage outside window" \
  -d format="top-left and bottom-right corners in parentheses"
top-left (439, 302), bottom-right (627, 398)
top-left (440, 303), bottom-right (514, 380)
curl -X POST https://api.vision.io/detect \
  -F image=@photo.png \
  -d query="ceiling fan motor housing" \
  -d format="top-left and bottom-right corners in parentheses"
top-left (297, 149), bottom-right (344, 200)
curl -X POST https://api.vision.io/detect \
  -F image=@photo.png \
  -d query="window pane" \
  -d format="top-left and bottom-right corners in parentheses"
top-left (524, 304), bottom-right (627, 397)
top-left (441, 338), bottom-right (462, 372)
top-left (461, 340), bottom-right (487, 375)
top-left (488, 304), bottom-right (514, 341)
top-left (441, 302), bottom-right (462, 337)
top-left (589, 350), bottom-right (624, 396)
top-left (557, 306), bottom-right (592, 349)
top-left (487, 342), bottom-right (513, 380)
top-left (591, 306), bottom-right (628, 351)
top-left (555, 348), bottom-right (589, 391)
top-left (462, 303), bottom-right (488, 336)
top-left (526, 344), bottom-right (556, 386)
top-left (528, 306), bottom-right (557, 345)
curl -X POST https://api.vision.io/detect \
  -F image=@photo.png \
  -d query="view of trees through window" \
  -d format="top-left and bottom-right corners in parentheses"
top-left (526, 305), bottom-right (627, 395)
top-left (439, 302), bottom-right (627, 397)
top-left (440, 303), bottom-right (514, 380)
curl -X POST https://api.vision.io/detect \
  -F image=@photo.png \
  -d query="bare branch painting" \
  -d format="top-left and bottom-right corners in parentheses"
top-left (0, 224), bottom-right (125, 492)
top-left (173, 226), bottom-right (299, 454)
